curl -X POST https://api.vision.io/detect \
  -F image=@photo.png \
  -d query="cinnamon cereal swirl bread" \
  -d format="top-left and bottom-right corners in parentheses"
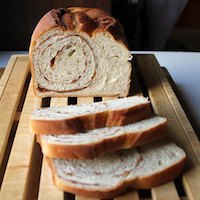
top-left (29, 7), bottom-right (132, 97)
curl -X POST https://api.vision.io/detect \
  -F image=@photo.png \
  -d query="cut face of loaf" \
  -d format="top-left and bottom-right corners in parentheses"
top-left (38, 116), bottom-right (167, 159)
top-left (47, 140), bottom-right (186, 199)
top-left (29, 7), bottom-right (132, 97)
top-left (30, 96), bottom-right (152, 134)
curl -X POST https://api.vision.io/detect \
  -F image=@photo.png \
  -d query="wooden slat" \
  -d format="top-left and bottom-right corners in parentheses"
top-left (38, 97), bottom-right (67, 200)
top-left (183, 165), bottom-right (200, 200)
top-left (137, 55), bottom-right (200, 200)
top-left (77, 97), bottom-right (94, 104)
top-left (114, 190), bottom-right (140, 200)
top-left (103, 96), bottom-right (118, 101)
top-left (0, 56), bottom-right (29, 169)
top-left (50, 98), bottom-right (67, 107)
top-left (38, 157), bottom-right (64, 200)
top-left (151, 182), bottom-right (180, 200)
top-left (0, 55), bottom-right (17, 100)
top-left (0, 80), bottom-right (42, 200)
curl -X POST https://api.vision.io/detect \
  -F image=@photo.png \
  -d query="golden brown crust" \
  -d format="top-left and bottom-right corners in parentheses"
top-left (38, 120), bottom-right (167, 159)
top-left (129, 158), bottom-right (186, 189)
top-left (106, 102), bottom-right (152, 126)
top-left (30, 7), bottom-right (128, 47)
top-left (31, 102), bottom-right (152, 135)
top-left (46, 156), bottom-right (186, 199)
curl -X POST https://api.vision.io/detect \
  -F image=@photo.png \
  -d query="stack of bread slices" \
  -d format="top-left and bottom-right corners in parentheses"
top-left (30, 96), bottom-right (186, 199)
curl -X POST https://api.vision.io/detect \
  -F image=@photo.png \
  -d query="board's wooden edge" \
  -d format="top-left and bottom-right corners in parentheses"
top-left (149, 54), bottom-right (200, 159)
top-left (137, 54), bottom-right (200, 200)
top-left (162, 67), bottom-right (200, 139)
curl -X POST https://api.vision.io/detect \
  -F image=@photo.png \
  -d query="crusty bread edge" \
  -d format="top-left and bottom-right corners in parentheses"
top-left (106, 102), bottom-right (152, 126)
top-left (38, 118), bottom-right (167, 159)
top-left (31, 111), bottom-right (108, 134)
top-left (46, 154), bottom-right (186, 199)
top-left (31, 102), bottom-right (152, 135)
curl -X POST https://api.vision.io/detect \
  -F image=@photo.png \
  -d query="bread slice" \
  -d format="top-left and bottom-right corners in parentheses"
top-left (38, 116), bottom-right (167, 159)
top-left (30, 96), bottom-right (152, 134)
top-left (29, 7), bottom-right (132, 97)
top-left (47, 140), bottom-right (186, 199)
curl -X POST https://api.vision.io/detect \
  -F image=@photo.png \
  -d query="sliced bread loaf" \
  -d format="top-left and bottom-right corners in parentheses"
top-left (29, 7), bottom-right (132, 97)
top-left (38, 116), bottom-right (167, 159)
top-left (31, 96), bottom-right (152, 134)
top-left (47, 140), bottom-right (186, 199)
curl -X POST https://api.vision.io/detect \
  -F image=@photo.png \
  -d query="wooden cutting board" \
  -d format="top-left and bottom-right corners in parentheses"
top-left (0, 54), bottom-right (200, 200)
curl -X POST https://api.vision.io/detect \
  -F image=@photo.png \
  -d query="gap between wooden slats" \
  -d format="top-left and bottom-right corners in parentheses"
top-left (130, 57), bottom-right (145, 97)
top-left (0, 56), bottom-right (29, 171)
top-left (38, 97), bottom-right (67, 200)
top-left (137, 55), bottom-right (200, 200)
top-left (0, 79), bottom-right (42, 200)
top-left (0, 68), bottom-right (5, 79)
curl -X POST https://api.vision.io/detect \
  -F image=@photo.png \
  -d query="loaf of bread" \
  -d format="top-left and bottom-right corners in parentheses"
top-left (29, 7), bottom-right (132, 97)
top-left (38, 116), bottom-right (167, 159)
top-left (30, 96), bottom-right (152, 134)
top-left (46, 140), bottom-right (186, 199)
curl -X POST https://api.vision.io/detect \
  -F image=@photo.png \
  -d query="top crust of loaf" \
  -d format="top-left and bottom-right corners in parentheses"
top-left (30, 7), bottom-right (128, 48)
